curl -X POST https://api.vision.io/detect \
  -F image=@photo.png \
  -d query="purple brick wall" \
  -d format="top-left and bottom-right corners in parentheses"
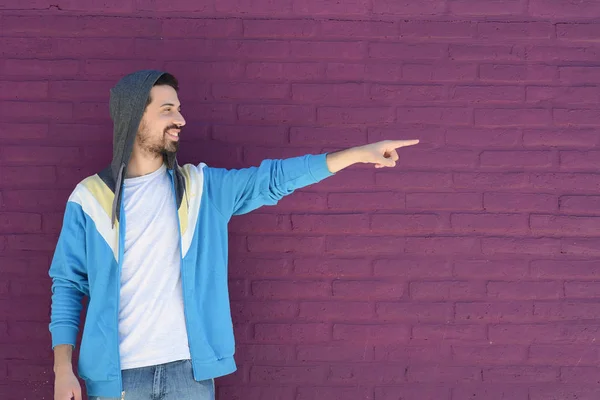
top-left (1, 1), bottom-right (600, 399)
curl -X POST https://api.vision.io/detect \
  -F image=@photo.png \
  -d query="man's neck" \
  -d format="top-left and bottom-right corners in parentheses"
top-left (126, 151), bottom-right (164, 178)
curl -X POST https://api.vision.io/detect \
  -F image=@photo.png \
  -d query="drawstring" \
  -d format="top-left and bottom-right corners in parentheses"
top-left (111, 163), bottom-right (125, 228)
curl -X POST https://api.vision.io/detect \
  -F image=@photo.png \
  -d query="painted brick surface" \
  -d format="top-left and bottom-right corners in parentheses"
top-left (1, 1), bottom-right (600, 399)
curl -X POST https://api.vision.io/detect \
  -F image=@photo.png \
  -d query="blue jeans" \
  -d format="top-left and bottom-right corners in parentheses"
top-left (89, 360), bottom-right (215, 400)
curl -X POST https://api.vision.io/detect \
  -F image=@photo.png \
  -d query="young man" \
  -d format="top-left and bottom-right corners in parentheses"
top-left (50, 70), bottom-right (419, 400)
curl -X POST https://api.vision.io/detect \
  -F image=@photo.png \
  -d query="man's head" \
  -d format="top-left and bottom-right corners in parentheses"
top-left (135, 73), bottom-right (186, 159)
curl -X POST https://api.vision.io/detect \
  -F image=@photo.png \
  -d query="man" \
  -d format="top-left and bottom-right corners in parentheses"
top-left (50, 70), bottom-right (419, 400)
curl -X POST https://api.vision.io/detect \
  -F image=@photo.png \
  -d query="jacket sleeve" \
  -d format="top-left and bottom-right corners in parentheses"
top-left (204, 153), bottom-right (334, 218)
top-left (48, 201), bottom-right (89, 349)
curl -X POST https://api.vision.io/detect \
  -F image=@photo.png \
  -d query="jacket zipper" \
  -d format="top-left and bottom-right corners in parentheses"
top-left (121, 391), bottom-right (126, 400)
top-left (169, 170), bottom-right (196, 372)
top-left (115, 200), bottom-right (125, 395)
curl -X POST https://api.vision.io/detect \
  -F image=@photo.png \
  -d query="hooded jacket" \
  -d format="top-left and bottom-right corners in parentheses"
top-left (48, 70), bottom-right (334, 397)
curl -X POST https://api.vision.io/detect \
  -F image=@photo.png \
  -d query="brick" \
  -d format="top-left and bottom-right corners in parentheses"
top-left (403, 63), bottom-right (477, 82)
top-left (254, 323), bottom-right (330, 342)
top-left (217, 0), bottom-right (293, 15)
top-left (212, 83), bottom-right (289, 100)
top-left (0, 296), bottom-right (50, 319)
top-left (48, 80), bottom-right (112, 102)
top-left (229, 214), bottom-right (289, 234)
top-left (527, 46), bottom-right (600, 62)
top-left (251, 280), bottom-right (331, 299)
top-left (1, 146), bottom-right (82, 166)
top-left (238, 104), bottom-right (314, 123)
top-left (561, 150), bottom-right (600, 170)
top-left (532, 172), bottom-right (600, 192)
top-left (299, 301), bottom-right (374, 320)
top-left (478, 22), bottom-right (553, 39)
top-left (374, 258), bottom-right (453, 279)
top-left (162, 18), bottom-right (241, 37)
top-left (0, 123), bottom-right (47, 140)
top-left (452, 385), bottom-right (529, 400)
top-left (407, 193), bottom-right (482, 211)
top-left (0, 213), bottom-right (42, 234)
top-left (212, 125), bottom-right (287, 145)
top-left (558, 24), bottom-right (600, 41)
top-left (0, 166), bottom-right (56, 188)
top-left (529, 0), bottom-right (600, 18)
top-left (529, 345), bottom-right (600, 365)
top-left (6, 321), bottom-right (50, 341)
top-left (560, 195), bottom-right (600, 214)
top-left (247, 62), bottom-right (323, 81)
top-left (58, 0), bottom-right (134, 11)
top-left (298, 387), bottom-right (373, 400)
top-left (325, 62), bottom-right (367, 81)
top-left (482, 150), bottom-right (554, 168)
top-left (450, 45), bottom-right (524, 61)
top-left (0, 255), bottom-right (50, 275)
top-left (561, 367), bottom-right (600, 383)
top-left (369, 126), bottom-right (444, 147)
top-left (1, 38), bottom-right (54, 58)
top-left (171, 61), bottom-right (245, 81)
top-left (489, 323), bottom-right (600, 344)
top-left (480, 64), bottom-right (556, 82)
top-left (275, 192), bottom-right (327, 212)
top-left (333, 324), bottom-right (410, 343)
top-left (456, 301), bottom-right (533, 322)
top-left (531, 260), bottom-right (600, 279)
top-left (371, 213), bottom-right (447, 235)
top-left (217, 386), bottom-right (294, 400)
top-left (405, 237), bottom-right (480, 255)
top-left (532, 214), bottom-right (600, 236)
top-left (370, 43), bottom-right (447, 60)
top-left (250, 365), bottom-right (326, 384)
top-left (0, 81), bottom-right (48, 101)
top-left (318, 106), bottom-right (394, 124)
top-left (375, 344), bottom-right (452, 363)
top-left (292, 83), bottom-right (366, 104)
top-left (55, 38), bottom-right (135, 58)
top-left (563, 238), bottom-right (600, 256)
top-left (297, 344), bottom-right (373, 362)
top-left (326, 236), bottom-right (405, 255)
top-left (488, 281), bottom-right (562, 300)
top-left (482, 238), bottom-right (560, 255)
top-left (401, 21), bottom-right (473, 38)
top-left (451, 86), bottom-right (524, 103)
top-left (293, 258), bottom-right (371, 278)
top-left (7, 362), bottom-right (53, 382)
top-left (333, 280), bottom-right (405, 300)
top-left (231, 301), bottom-right (297, 322)
top-left (564, 282), bottom-right (600, 298)
top-left (229, 256), bottom-right (291, 278)
top-left (454, 260), bottom-right (529, 279)
top-left (375, 386), bottom-right (451, 400)
top-left (291, 41), bottom-right (365, 60)
top-left (293, 0), bottom-right (369, 15)
top-left (373, 0), bottom-right (446, 15)
top-left (524, 129), bottom-right (599, 148)
top-left (329, 364), bottom-right (405, 384)
top-left (530, 386), bottom-right (600, 400)
top-left (555, 109), bottom-right (600, 126)
top-left (397, 107), bottom-right (472, 125)
top-left (327, 191), bottom-right (403, 211)
top-left (247, 236), bottom-right (324, 253)
top-left (317, 170), bottom-right (375, 191)
top-left (321, 20), bottom-right (397, 38)
top-left (453, 345), bottom-right (527, 364)
top-left (386, 171), bottom-right (461, 191)
top-left (484, 366), bottom-right (558, 382)
top-left (370, 84), bottom-right (445, 103)
top-left (450, 0), bottom-right (523, 15)
top-left (560, 67), bottom-right (600, 84)
top-left (291, 127), bottom-right (365, 146)
top-left (446, 128), bottom-right (521, 148)
top-left (484, 193), bottom-right (557, 212)
top-left (411, 281), bottom-right (485, 300)
top-left (228, 279), bottom-right (248, 300)
top-left (362, 62), bottom-right (410, 82)
top-left (0, 101), bottom-right (72, 121)
top-left (527, 87), bottom-right (600, 105)
top-left (243, 19), bottom-right (316, 38)
top-left (451, 213), bottom-right (529, 234)
top-left (535, 301), bottom-right (600, 320)
top-left (454, 172), bottom-right (528, 189)
top-left (0, 0), bottom-right (48, 9)
top-left (408, 366), bottom-right (481, 383)
top-left (377, 302), bottom-right (453, 322)
top-left (236, 344), bottom-right (294, 362)
top-left (475, 108), bottom-right (551, 126)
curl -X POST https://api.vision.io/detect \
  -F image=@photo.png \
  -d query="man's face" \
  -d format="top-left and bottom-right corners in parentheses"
top-left (136, 84), bottom-right (186, 158)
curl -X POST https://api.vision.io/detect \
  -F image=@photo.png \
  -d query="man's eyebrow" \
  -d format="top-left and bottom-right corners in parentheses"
top-left (160, 103), bottom-right (180, 108)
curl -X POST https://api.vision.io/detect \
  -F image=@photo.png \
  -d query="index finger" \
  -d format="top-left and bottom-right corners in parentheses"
top-left (391, 139), bottom-right (419, 148)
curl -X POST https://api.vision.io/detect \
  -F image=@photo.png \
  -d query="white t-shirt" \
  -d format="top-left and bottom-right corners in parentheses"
top-left (118, 164), bottom-right (191, 370)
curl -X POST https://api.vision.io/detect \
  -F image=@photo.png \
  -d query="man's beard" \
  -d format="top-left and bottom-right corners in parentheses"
top-left (137, 122), bottom-right (180, 159)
